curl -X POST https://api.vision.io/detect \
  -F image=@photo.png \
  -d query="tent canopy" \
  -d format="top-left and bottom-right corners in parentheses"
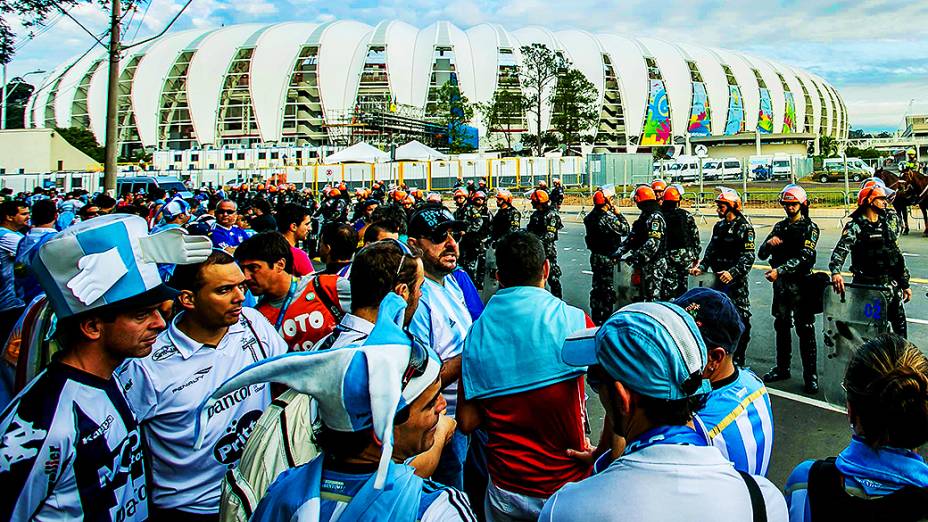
top-left (394, 140), bottom-right (447, 161)
top-left (324, 142), bottom-right (390, 164)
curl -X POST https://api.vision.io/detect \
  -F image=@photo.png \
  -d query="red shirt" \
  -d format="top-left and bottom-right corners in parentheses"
top-left (479, 376), bottom-right (592, 498)
top-left (291, 246), bottom-right (315, 277)
top-left (255, 274), bottom-right (341, 352)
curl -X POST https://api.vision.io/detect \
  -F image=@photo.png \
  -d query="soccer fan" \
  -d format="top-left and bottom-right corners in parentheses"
top-left (318, 221), bottom-right (358, 275)
top-left (0, 200), bottom-right (28, 336)
top-left (14, 199), bottom-right (57, 304)
top-left (276, 202), bottom-right (315, 276)
top-left (117, 251), bottom-right (288, 518)
top-left (211, 199), bottom-right (249, 252)
top-left (541, 302), bottom-right (787, 521)
top-left (675, 288), bottom-right (774, 476)
top-left (235, 232), bottom-right (348, 352)
top-left (406, 206), bottom-right (472, 489)
top-left (197, 293), bottom-right (476, 521)
top-left (457, 231), bottom-right (595, 520)
top-left (364, 221), bottom-right (400, 244)
top-left (0, 214), bottom-right (210, 521)
top-left (249, 198), bottom-right (277, 233)
top-left (785, 333), bottom-right (928, 521)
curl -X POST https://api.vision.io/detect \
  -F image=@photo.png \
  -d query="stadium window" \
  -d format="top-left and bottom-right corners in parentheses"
top-left (236, 152), bottom-right (245, 160)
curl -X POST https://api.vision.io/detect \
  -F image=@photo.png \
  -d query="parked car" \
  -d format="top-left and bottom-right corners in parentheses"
top-left (117, 176), bottom-right (192, 197)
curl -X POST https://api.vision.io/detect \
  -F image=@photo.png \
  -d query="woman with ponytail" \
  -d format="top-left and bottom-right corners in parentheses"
top-left (785, 333), bottom-right (928, 521)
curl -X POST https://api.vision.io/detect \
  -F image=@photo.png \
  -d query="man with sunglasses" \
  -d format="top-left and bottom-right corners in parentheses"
top-left (758, 185), bottom-right (821, 393)
top-left (407, 206), bottom-right (473, 490)
top-left (211, 199), bottom-right (249, 252)
top-left (118, 251), bottom-right (288, 519)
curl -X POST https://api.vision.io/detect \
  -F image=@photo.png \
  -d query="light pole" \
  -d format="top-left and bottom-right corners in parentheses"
top-left (1, 67), bottom-right (46, 130)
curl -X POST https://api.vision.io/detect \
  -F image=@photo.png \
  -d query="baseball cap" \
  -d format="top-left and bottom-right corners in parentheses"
top-left (407, 206), bottom-right (466, 239)
top-left (673, 288), bottom-right (744, 354)
top-left (562, 302), bottom-right (710, 400)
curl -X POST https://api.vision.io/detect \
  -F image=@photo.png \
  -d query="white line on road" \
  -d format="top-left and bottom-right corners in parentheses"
top-left (908, 318), bottom-right (928, 325)
top-left (581, 270), bottom-right (593, 275)
top-left (766, 387), bottom-right (847, 414)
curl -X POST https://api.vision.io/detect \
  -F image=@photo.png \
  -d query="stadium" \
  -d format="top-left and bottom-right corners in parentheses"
top-left (22, 20), bottom-right (848, 156)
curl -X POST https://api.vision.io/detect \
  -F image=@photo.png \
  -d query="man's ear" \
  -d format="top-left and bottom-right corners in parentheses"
top-left (613, 381), bottom-right (634, 417)
top-left (274, 258), bottom-right (287, 272)
top-left (542, 258), bottom-right (550, 283)
top-left (78, 316), bottom-right (105, 341)
top-left (702, 346), bottom-right (728, 378)
top-left (394, 282), bottom-right (410, 301)
top-left (176, 289), bottom-right (196, 311)
top-left (407, 237), bottom-right (420, 250)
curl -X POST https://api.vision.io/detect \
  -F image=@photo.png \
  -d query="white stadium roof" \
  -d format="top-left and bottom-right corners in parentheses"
top-left (25, 19), bottom-right (848, 150)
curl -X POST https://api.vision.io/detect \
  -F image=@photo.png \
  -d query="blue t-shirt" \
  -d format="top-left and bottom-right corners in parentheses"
top-left (210, 225), bottom-right (249, 250)
top-left (695, 368), bottom-right (773, 476)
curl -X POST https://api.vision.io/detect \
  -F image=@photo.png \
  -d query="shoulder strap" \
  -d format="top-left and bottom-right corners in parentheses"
top-left (312, 275), bottom-right (344, 321)
top-left (737, 470), bottom-right (767, 522)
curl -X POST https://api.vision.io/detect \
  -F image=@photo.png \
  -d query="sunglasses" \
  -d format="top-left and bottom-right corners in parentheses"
top-left (401, 330), bottom-right (430, 390)
top-left (427, 228), bottom-right (463, 244)
top-left (216, 209), bottom-right (237, 215)
top-left (362, 238), bottom-right (418, 287)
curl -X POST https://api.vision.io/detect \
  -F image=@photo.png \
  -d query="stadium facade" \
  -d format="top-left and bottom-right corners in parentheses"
top-left (23, 20), bottom-right (849, 155)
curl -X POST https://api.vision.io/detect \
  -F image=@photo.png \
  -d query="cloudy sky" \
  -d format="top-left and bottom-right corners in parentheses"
top-left (6, 0), bottom-right (928, 132)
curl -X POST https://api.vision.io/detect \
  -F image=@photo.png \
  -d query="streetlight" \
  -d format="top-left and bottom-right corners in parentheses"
top-left (2, 67), bottom-right (46, 130)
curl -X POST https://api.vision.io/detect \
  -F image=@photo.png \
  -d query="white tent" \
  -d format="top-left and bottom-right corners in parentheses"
top-left (324, 142), bottom-right (390, 164)
top-left (394, 140), bottom-right (448, 161)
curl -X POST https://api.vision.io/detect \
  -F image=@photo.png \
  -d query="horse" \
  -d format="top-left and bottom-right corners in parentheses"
top-left (874, 169), bottom-right (912, 234)
top-left (902, 168), bottom-right (928, 236)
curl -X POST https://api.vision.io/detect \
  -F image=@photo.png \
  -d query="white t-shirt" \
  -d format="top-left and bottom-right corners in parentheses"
top-left (117, 307), bottom-right (287, 514)
top-left (539, 444), bottom-right (787, 522)
top-left (408, 274), bottom-right (472, 416)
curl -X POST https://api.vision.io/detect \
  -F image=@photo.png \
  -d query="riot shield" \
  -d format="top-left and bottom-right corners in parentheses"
top-left (688, 272), bottom-right (719, 290)
top-left (614, 260), bottom-right (643, 308)
top-left (820, 283), bottom-right (891, 407)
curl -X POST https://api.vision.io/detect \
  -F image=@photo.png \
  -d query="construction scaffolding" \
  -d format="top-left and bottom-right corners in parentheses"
top-left (325, 100), bottom-right (448, 152)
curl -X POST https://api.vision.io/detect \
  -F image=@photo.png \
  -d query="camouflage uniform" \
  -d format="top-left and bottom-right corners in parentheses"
top-left (660, 206), bottom-right (700, 300)
top-left (829, 213), bottom-right (910, 337)
top-left (460, 203), bottom-right (491, 290)
top-left (758, 215), bottom-right (820, 380)
top-left (527, 206), bottom-right (564, 298)
top-left (315, 196), bottom-right (348, 224)
top-left (550, 185), bottom-right (565, 210)
top-left (584, 207), bottom-right (630, 324)
top-left (698, 214), bottom-right (756, 365)
top-left (619, 206), bottom-right (667, 302)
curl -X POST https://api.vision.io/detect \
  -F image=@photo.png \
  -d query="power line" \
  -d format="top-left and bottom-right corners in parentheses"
top-left (50, 0), bottom-right (109, 50)
top-left (129, 0), bottom-right (154, 43)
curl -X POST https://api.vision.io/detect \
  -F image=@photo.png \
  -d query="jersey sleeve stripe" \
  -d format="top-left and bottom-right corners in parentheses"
top-left (706, 387), bottom-right (768, 439)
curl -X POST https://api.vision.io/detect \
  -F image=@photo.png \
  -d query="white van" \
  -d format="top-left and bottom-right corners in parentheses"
top-left (668, 156), bottom-right (699, 183)
top-left (772, 156), bottom-right (793, 180)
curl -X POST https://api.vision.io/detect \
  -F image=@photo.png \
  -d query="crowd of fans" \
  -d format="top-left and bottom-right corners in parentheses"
top-left (0, 177), bottom-right (925, 522)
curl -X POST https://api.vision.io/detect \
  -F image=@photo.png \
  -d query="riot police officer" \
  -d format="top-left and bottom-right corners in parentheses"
top-left (618, 185), bottom-right (666, 302)
top-left (759, 185), bottom-right (821, 393)
top-left (690, 189), bottom-right (755, 366)
top-left (370, 180), bottom-right (386, 203)
top-left (650, 179), bottom-right (667, 201)
top-left (489, 189), bottom-right (521, 247)
top-left (550, 178), bottom-right (565, 210)
top-left (315, 187), bottom-right (349, 224)
top-left (527, 189), bottom-right (564, 298)
top-left (584, 189), bottom-right (630, 324)
top-left (830, 184), bottom-right (911, 337)
top-left (460, 190), bottom-right (492, 290)
top-left (660, 184), bottom-right (700, 300)
top-left (452, 188), bottom-right (468, 220)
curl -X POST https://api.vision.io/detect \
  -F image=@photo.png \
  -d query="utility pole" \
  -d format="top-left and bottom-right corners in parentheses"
top-left (1, 64), bottom-right (7, 130)
top-left (103, 0), bottom-right (121, 195)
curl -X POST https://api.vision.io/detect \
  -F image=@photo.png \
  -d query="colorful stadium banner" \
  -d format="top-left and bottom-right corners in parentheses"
top-left (641, 79), bottom-right (672, 146)
top-left (757, 88), bottom-right (774, 134)
top-left (783, 91), bottom-right (796, 134)
top-left (688, 82), bottom-right (711, 136)
top-left (725, 85), bottom-right (744, 135)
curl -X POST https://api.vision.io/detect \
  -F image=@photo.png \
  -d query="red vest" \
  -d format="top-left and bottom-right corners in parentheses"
top-left (256, 274), bottom-right (343, 352)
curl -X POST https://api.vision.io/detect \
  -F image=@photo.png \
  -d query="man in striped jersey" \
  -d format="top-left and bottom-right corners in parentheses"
top-left (677, 288), bottom-right (775, 476)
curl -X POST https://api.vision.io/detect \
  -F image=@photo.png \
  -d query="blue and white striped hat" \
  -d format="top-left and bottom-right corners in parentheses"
top-left (562, 302), bottom-right (711, 400)
top-left (31, 214), bottom-right (212, 318)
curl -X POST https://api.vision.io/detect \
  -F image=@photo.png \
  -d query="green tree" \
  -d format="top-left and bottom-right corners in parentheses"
top-left (477, 88), bottom-right (525, 153)
top-left (55, 126), bottom-right (105, 162)
top-left (818, 135), bottom-right (838, 157)
top-left (549, 68), bottom-right (598, 154)
top-left (432, 81), bottom-right (475, 153)
top-left (3, 79), bottom-right (34, 129)
top-left (518, 43), bottom-right (568, 156)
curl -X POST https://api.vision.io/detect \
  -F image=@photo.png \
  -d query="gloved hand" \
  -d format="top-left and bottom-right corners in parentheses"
top-left (67, 247), bottom-right (129, 304)
top-left (139, 228), bottom-right (213, 265)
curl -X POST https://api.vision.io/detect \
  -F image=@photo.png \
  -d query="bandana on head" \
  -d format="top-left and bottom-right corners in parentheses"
top-left (194, 293), bottom-right (440, 490)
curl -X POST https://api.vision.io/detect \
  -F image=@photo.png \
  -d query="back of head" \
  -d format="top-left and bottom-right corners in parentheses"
top-left (364, 221), bottom-right (399, 244)
top-left (495, 230), bottom-right (545, 287)
top-left (321, 222), bottom-right (359, 262)
top-left (350, 240), bottom-right (422, 311)
top-left (31, 199), bottom-right (58, 226)
top-left (370, 204), bottom-right (408, 235)
top-left (844, 333), bottom-right (928, 449)
top-left (234, 232), bottom-right (294, 273)
top-left (276, 202), bottom-right (309, 233)
top-left (252, 198), bottom-right (271, 215)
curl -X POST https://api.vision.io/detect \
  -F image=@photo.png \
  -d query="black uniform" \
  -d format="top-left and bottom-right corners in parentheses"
top-left (316, 197), bottom-right (348, 224)
top-left (460, 202), bottom-right (491, 290)
top-left (527, 205), bottom-right (564, 298)
top-left (550, 185), bottom-right (565, 210)
top-left (661, 204), bottom-right (700, 300)
top-left (489, 205), bottom-right (521, 247)
top-left (758, 214), bottom-right (820, 383)
top-left (584, 207), bottom-right (630, 324)
top-left (829, 213), bottom-right (910, 337)
top-left (698, 214), bottom-right (756, 365)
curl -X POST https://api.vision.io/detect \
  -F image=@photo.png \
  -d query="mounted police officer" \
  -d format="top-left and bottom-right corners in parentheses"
top-left (584, 188), bottom-right (630, 324)
top-left (617, 185), bottom-right (666, 302)
top-left (460, 190), bottom-right (491, 290)
top-left (758, 184), bottom-right (821, 393)
top-left (830, 184), bottom-right (911, 337)
top-left (690, 188), bottom-right (755, 366)
top-left (660, 184), bottom-right (700, 300)
top-left (527, 188), bottom-right (563, 298)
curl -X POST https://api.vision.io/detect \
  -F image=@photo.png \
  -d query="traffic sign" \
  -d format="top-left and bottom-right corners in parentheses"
top-left (695, 144), bottom-right (708, 158)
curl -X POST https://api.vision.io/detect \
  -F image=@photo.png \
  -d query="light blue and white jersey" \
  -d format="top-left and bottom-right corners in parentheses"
top-left (409, 274), bottom-right (472, 417)
top-left (696, 368), bottom-right (774, 476)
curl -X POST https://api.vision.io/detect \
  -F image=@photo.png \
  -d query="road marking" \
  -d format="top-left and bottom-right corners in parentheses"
top-left (903, 252), bottom-right (921, 257)
top-left (751, 263), bottom-right (928, 285)
top-left (908, 318), bottom-right (928, 325)
top-left (581, 270), bottom-right (593, 275)
top-left (766, 387), bottom-right (847, 414)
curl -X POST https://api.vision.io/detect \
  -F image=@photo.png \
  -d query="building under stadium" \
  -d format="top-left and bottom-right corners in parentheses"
top-left (23, 20), bottom-right (849, 158)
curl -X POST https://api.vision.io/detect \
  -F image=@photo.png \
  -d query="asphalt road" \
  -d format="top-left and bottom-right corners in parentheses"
top-left (476, 208), bottom-right (928, 487)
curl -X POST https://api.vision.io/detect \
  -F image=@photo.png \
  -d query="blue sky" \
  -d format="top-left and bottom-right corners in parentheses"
top-left (7, 0), bottom-right (928, 132)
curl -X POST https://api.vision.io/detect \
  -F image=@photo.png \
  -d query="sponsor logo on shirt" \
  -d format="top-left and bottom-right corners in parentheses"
top-left (44, 444), bottom-right (60, 479)
top-left (151, 344), bottom-right (179, 362)
top-left (205, 383), bottom-right (265, 422)
top-left (171, 367), bottom-right (213, 394)
top-left (213, 409), bottom-right (262, 464)
top-left (81, 415), bottom-right (115, 445)
top-left (122, 379), bottom-right (133, 393)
